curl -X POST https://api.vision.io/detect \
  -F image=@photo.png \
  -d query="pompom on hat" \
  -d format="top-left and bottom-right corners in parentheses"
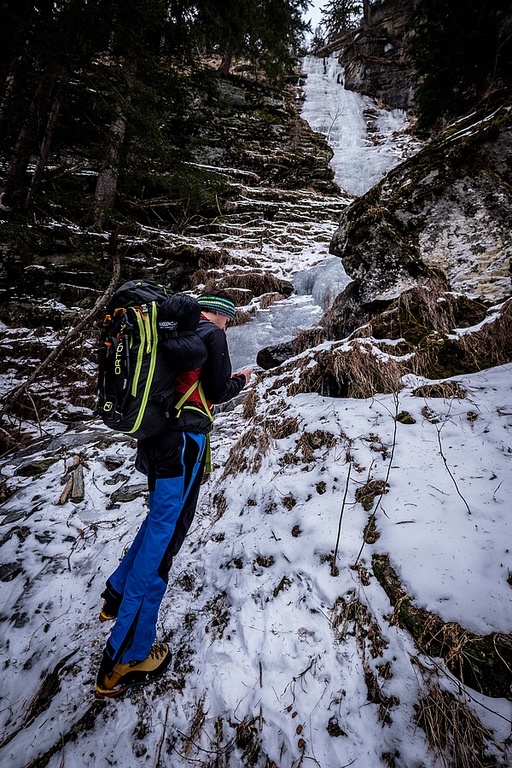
top-left (197, 295), bottom-right (236, 320)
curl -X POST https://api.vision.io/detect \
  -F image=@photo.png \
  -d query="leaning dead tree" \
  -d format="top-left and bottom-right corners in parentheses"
top-left (0, 251), bottom-right (121, 427)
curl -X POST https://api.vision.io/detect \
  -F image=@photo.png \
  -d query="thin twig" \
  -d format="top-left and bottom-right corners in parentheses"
top-left (435, 424), bottom-right (472, 515)
top-left (154, 705), bottom-right (169, 768)
top-left (331, 462), bottom-right (352, 576)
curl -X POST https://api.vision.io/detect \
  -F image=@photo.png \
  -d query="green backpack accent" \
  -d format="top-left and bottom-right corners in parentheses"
top-left (97, 280), bottom-right (206, 440)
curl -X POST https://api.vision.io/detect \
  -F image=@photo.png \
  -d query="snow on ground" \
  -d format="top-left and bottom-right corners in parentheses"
top-left (0, 364), bottom-right (511, 767)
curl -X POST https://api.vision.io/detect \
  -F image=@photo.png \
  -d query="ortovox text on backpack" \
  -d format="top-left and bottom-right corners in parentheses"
top-left (97, 280), bottom-right (207, 440)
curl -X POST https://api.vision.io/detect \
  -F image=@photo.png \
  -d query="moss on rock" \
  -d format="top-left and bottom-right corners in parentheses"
top-left (372, 553), bottom-right (512, 699)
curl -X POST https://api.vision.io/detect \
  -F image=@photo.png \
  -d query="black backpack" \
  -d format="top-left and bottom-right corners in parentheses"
top-left (97, 279), bottom-right (207, 440)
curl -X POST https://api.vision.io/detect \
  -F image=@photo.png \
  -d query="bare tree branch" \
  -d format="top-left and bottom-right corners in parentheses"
top-left (0, 249), bottom-right (121, 424)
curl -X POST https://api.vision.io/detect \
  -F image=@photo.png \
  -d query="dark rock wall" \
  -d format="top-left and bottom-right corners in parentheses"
top-left (329, 106), bottom-right (512, 316)
top-left (327, 0), bottom-right (416, 110)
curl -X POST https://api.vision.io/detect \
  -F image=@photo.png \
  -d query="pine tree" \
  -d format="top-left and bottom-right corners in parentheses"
top-left (92, 0), bottom-right (170, 228)
top-left (320, 0), bottom-right (362, 43)
top-left (0, 0), bottom-right (311, 223)
top-left (193, 0), bottom-right (309, 79)
top-left (0, 0), bottom-right (112, 209)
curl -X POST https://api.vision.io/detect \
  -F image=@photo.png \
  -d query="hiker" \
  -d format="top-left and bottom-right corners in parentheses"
top-left (95, 291), bottom-right (252, 698)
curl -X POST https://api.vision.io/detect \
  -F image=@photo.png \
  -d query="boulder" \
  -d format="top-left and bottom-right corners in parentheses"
top-left (329, 106), bottom-right (512, 316)
top-left (256, 341), bottom-right (294, 370)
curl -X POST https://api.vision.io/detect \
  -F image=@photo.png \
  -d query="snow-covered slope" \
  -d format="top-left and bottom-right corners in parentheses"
top-left (0, 362), bottom-right (511, 767)
top-left (0, 54), bottom-right (510, 768)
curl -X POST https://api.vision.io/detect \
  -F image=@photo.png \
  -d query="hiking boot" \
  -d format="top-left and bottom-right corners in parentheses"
top-left (99, 583), bottom-right (122, 622)
top-left (95, 643), bottom-right (171, 699)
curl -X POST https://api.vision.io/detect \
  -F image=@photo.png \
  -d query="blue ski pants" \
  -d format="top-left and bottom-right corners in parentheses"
top-left (103, 430), bottom-right (206, 667)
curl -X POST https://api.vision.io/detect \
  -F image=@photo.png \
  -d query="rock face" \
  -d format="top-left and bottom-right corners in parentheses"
top-left (316, 0), bottom-right (415, 110)
top-left (329, 106), bottom-right (512, 320)
top-left (343, 0), bottom-right (415, 110)
top-left (188, 76), bottom-right (339, 194)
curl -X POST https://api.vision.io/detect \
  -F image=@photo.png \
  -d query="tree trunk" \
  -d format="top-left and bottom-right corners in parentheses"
top-left (0, 70), bottom-right (56, 208)
top-left (217, 48), bottom-right (233, 77)
top-left (26, 74), bottom-right (67, 208)
top-left (363, 0), bottom-right (372, 28)
top-left (0, 57), bottom-right (27, 143)
top-left (92, 109), bottom-right (128, 230)
top-left (92, 51), bottom-right (138, 230)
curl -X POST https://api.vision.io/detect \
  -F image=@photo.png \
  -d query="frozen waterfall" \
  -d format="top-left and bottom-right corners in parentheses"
top-left (227, 294), bottom-right (325, 374)
top-left (227, 54), bottom-right (418, 372)
top-left (301, 54), bottom-right (414, 196)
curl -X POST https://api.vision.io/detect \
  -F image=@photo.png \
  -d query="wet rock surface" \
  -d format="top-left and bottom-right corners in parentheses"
top-left (329, 106), bottom-right (512, 315)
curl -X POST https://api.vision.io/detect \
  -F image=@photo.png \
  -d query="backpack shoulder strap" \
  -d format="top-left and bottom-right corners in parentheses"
top-left (175, 381), bottom-right (214, 423)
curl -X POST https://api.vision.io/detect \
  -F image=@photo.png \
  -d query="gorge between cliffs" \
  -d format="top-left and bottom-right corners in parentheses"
top-left (0, 50), bottom-right (511, 768)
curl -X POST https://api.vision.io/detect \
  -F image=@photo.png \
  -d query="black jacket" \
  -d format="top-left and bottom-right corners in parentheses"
top-left (169, 318), bottom-right (245, 434)
top-left (136, 317), bottom-right (246, 476)
top-left (196, 319), bottom-right (245, 404)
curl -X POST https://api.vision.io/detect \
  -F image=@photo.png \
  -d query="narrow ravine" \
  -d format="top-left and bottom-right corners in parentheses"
top-left (227, 53), bottom-right (422, 371)
top-left (1, 54), bottom-right (511, 768)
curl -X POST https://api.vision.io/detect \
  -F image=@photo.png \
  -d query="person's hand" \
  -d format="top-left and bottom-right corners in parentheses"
top-left (236, 367), bottom-right (253, 386)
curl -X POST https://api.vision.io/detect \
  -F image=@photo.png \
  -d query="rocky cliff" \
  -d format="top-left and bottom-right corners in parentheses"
top-left (344, 0), bottom-right (415, 110)
top-left (329, 105), bottom-right (512, 312)
top-left (317, 0), bottom-right (415, 110)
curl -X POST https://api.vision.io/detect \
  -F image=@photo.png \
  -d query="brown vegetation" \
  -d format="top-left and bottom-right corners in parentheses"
top-left (373, 554), bottom-right (512, 699)
top-left (271, 287), bottom-right (512, 400)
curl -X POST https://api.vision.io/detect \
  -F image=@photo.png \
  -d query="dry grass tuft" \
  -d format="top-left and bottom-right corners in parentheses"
top-left (331, 593), bottom-right (388, 658)
top-left (363, 515), bottom-right (381, 543)
top-left (397, 274), bottom-right (457, 336)
top-left (413, 381), bottom-right (467, 399)
top-left (280, 429), bottom-right (337, 466)
top-left (258, 292), bottom-right (287, 309)
top-left (289, 341), bottom-right (406, 399)
top-left (222, 426), bottom-right (272, 478)
top-left (278, 295), bottom-right (512, 401)
top-left (222, 410), bottom-right (300, 477)
top-left (204, 592), bottom-right (231, 640)
top-left (296, 429), bottom-right (337, 461)
top-left (235, 717), bottom-right (261, 766)
top-left (416, 617), bottom-right (491, 691)
top-left (415, 685), bottom-right (498, 768)
top-left (242, 388), bottom-right (258, 420)
top-left (267, 415), bottom-right (299, 440)
top-left (458, 296), bottom-right (512, 368)
top-left (292, 326), bottom-right (327, 353)
top-left (355, 479), bottom-right (390, 512)
top-left (212, 491), bottom-right (227, 523)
